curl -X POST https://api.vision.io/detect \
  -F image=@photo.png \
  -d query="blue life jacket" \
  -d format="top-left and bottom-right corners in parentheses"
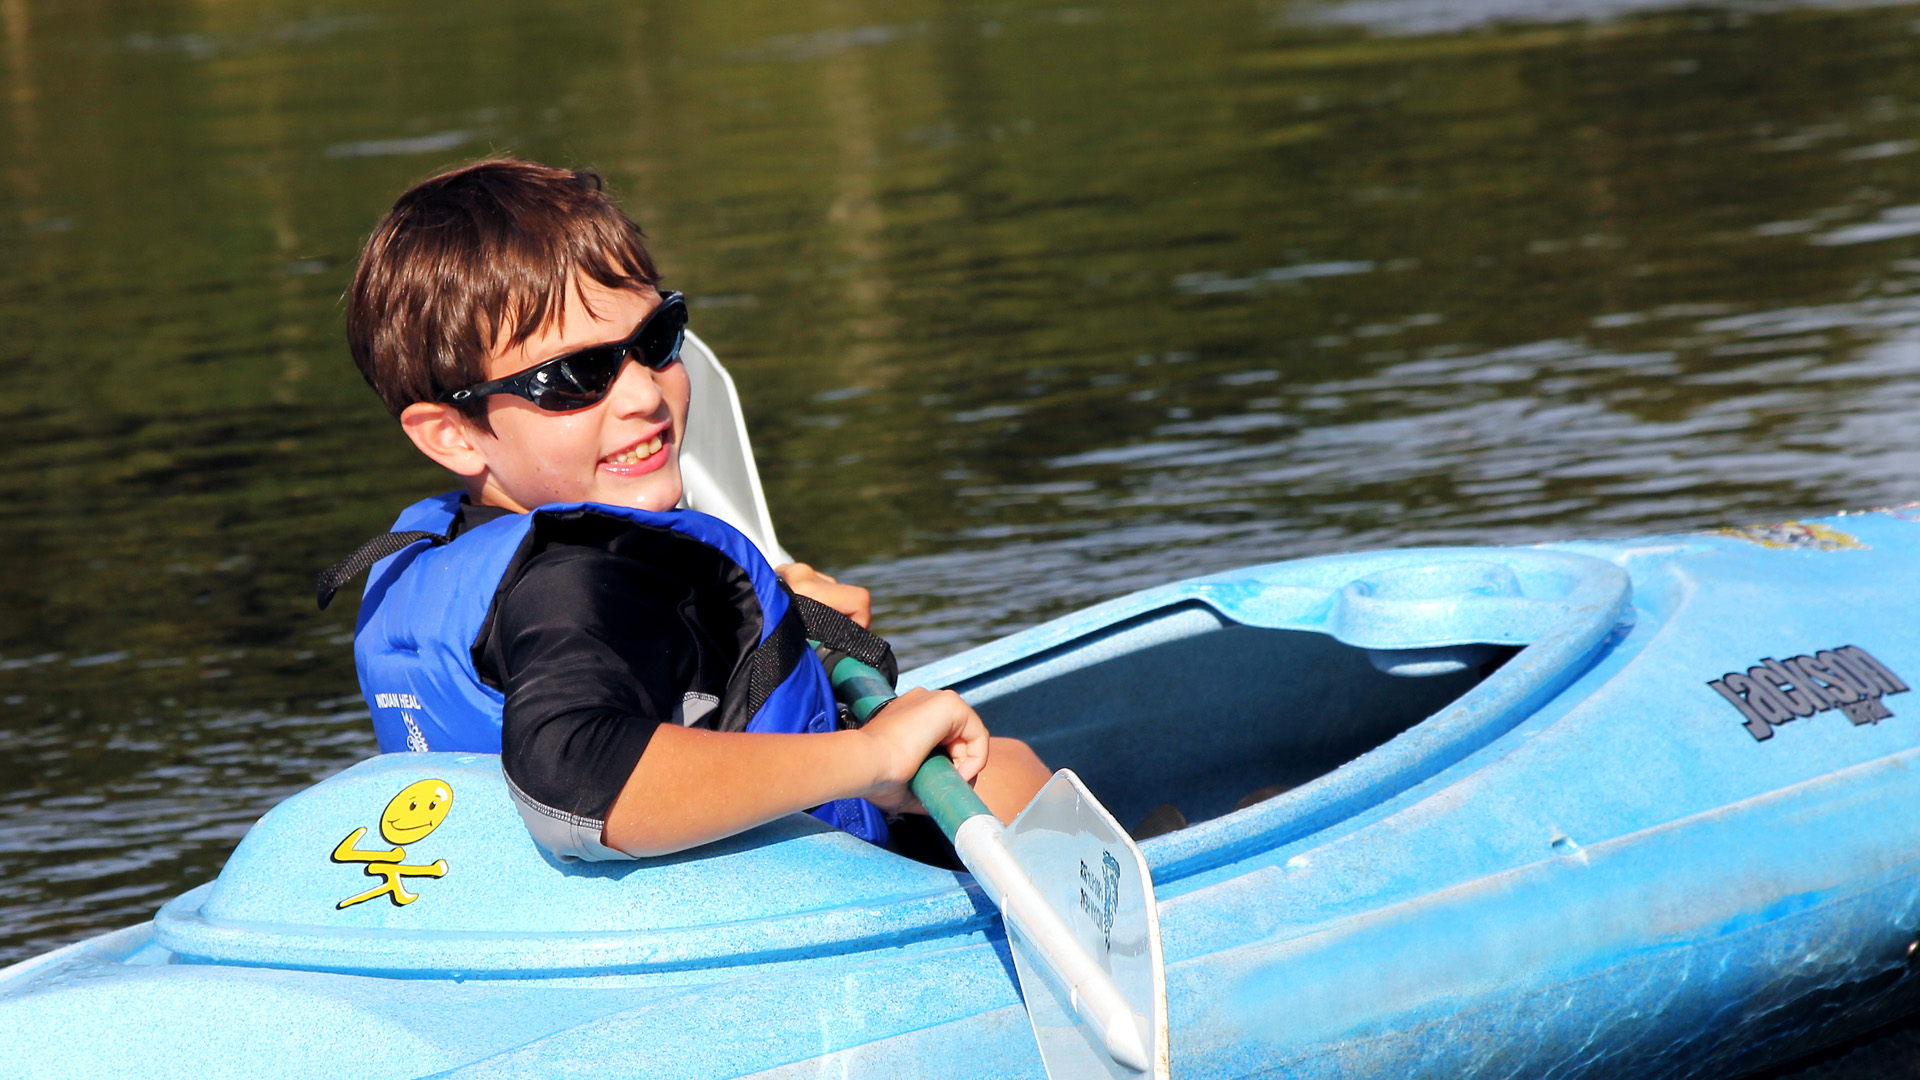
top-left (352, 491), bottom-right (887, 846)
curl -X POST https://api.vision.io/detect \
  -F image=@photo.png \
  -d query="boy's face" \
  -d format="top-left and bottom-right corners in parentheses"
top-left (465, 280), bottom-right (691, 514)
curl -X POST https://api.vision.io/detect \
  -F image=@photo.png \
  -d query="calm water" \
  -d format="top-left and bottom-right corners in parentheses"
top-left (5, 0), bottom-right (1920, 1070)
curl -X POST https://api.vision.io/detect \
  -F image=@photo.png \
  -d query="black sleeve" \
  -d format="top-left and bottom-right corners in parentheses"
top-left (487, 544), bottom-right (700, 823)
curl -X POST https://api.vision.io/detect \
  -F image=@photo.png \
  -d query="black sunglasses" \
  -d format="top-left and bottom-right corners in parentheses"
top-left (440, 291), bottom-right (688, 412)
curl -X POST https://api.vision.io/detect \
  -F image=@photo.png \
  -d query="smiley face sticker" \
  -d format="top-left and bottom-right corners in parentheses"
top-left (380, 779), bottom-right (453, 844)
top-left (331, 779), bottom-right (454, 909)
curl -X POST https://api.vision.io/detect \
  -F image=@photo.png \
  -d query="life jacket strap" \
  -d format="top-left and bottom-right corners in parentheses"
top-left (316, 530), bottom-right (449, 610)
top-left (791, 593), bottom-right (899, 688)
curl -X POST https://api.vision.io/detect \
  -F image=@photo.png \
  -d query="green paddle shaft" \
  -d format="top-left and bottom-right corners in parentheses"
top-left (815, 643), bottom-right (994, 841)
top-left (910, 754), bottom-right (992, 841)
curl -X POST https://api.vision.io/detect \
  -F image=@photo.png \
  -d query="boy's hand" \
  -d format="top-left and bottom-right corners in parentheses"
top-left (855, 688), bottom-right (990, 813)
top-left (775, 562), bottom-right (872, 628)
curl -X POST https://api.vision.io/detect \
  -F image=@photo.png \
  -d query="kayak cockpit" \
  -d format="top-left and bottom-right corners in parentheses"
top-left (907, 546), bottom-right (1632, 880)
top-left (957, 605), bottom-right (1516, 832)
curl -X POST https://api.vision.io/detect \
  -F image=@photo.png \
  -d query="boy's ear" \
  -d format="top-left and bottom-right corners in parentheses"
top-left (399, 402), bottom-right (490, 481)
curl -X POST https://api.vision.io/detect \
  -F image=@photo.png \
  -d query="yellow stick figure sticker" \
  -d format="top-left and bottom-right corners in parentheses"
top-left (331, 778), bottom-right (454, 910)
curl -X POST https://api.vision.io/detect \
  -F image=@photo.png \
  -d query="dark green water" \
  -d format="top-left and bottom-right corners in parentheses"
top-left (5, 0), bottom-right (1920, 1070)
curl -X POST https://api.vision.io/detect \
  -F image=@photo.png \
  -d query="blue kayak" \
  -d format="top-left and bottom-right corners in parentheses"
top-left (6, 509), bottom-right (1920, 1079)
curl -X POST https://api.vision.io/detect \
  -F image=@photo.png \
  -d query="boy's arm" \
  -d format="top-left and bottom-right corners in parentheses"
top-left (488, 541), bottom-right (987, 858)
top-left (601, 687), bottom-right (988, 856)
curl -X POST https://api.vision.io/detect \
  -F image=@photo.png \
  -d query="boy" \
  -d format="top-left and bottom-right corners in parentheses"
top-left (329, 158), bottom-right (1049, 860)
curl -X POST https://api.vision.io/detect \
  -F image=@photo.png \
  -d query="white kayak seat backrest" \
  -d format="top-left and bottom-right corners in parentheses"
top-left (675, 329), bottom-right (792, 566)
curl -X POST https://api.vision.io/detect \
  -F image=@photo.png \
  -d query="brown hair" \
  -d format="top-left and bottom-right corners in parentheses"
top-left (346, 158), bottom-right (660, 431)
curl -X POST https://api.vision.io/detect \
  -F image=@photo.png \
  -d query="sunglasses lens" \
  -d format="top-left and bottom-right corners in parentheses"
top-left (533, 347), bottom-right (625, 411)
top-left (513, 295), bottom-right (686, 410)
top-left (638, 299), bottom-right (687, 370)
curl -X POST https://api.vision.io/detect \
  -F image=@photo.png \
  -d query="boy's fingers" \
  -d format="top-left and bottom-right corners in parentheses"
top-left (863, 688), bottom-right (988, 788)
top-left (841, 585), bottom-right (871, 627)
top-left (816, 581), bottom-right (871, 627)
top-left (943, 700), bottom-right (991, 783)
top-left (773, 561), bottom-right (837, 589)
top-left (777, 564), bottom-right (873, 628)
top-left (951, 746), bottom-right (986, 784)
top-left (968, 733), bottom-right (992, 782)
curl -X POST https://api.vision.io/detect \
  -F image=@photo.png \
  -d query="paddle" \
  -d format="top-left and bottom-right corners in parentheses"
top-left (823, 652), bottom-right (1169, 1079)
top-left (677, 330), bottom-right (1168, 1079)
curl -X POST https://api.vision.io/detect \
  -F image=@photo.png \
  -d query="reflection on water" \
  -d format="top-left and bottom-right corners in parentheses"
top-left (1301, 0), bottom-right (1901, 35)
top-left (2, 0), bottom-right (1920, 1067)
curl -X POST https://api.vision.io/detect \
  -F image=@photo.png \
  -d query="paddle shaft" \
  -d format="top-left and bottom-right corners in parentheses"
top-left (821, 648), bottom-right (1153, 1073)
top-left (819, 649), bottom-right (989, 835)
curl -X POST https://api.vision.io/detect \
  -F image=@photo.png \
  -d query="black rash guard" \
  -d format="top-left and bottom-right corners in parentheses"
top-left (449, 502), bottom-right (954, 866)
top-left (456, 502), bottom-right (751, 825)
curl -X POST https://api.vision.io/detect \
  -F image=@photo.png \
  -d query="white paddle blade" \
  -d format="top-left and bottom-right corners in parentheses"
top-left (676, 329), bottom-right (793, 566)
top-left (1002, 770), bottom-right (1169, 1080)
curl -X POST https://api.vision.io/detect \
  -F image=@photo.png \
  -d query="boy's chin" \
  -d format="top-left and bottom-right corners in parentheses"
top-left (602, 470), bottom-right (684, 513)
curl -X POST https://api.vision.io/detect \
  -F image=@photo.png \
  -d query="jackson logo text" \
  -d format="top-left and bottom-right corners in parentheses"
top-left (1707, 645), bottom-right (1909, 741)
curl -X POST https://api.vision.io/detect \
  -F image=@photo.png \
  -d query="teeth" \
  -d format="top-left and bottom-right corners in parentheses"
top-left (605, 435), bottom-right (664, 466)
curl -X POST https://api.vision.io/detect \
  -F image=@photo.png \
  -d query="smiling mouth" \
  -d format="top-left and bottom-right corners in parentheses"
top-left (385, 820), bottom-right (432, 834)
top-left (602, 434), bottom-right (665, 466)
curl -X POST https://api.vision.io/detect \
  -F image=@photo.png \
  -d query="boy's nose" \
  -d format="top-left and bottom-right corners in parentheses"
top-left (605, 356), bottom-right (666, 415)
